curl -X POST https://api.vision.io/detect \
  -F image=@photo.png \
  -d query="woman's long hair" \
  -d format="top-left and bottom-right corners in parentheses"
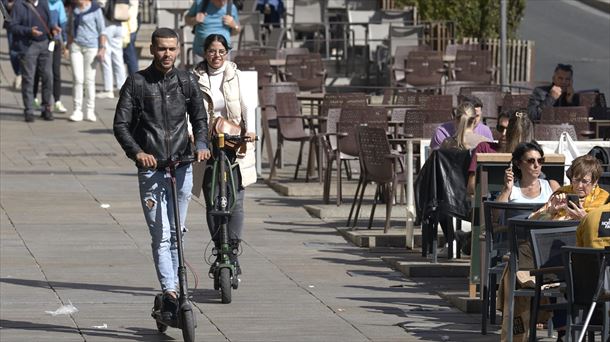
top-left (454, 102), bottom-right (477, 149)
top-left (502, 110), bottom-right (533, 153)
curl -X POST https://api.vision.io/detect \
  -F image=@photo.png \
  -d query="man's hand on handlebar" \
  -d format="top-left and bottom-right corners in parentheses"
top-left (196, 149), bottom-right (211, 162)
top-left (136, 152), bottom-right (157, 169)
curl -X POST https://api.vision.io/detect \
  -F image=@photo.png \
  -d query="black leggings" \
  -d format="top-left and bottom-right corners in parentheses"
top-left (202, 160), bottom-right (244, 246)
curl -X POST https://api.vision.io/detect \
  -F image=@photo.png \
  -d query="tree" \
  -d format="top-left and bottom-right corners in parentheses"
top-left (398, 0), bottom-right (526, 39)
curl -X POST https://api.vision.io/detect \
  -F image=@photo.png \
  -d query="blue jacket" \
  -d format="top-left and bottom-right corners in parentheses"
top-left (9, 0), bottom-right (57, 54)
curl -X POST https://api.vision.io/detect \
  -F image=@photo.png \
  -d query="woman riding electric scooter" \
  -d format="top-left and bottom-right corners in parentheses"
top-left (191, 34), bottom-right (257, 300)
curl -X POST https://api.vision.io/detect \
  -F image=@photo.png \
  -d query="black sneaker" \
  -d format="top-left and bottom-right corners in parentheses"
top-left (42, 111), bottom-right (54, 121)
top-left (161, 294), bottom-right (178, 322)
top-left (25, 114), bottom-right (35, 122)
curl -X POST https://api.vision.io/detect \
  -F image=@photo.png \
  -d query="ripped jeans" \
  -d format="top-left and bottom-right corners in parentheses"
top-left (138, 164), bottom-right (193, 293)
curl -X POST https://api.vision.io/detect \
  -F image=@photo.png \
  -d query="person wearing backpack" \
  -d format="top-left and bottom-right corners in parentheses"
top-left (113, 27), bottom-right (211, 320)
top-left (185, 0), bottom-right (240, 65)
top-left (96, 0), bottom-right (130, 99)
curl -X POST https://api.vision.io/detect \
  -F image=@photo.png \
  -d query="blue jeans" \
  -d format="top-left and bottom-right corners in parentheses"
top-left (123, 31), bottom-right (139, 76)
top-left (6, 29), bottom-right (21, 76)
top-left (138, 164), bottom-right (193, 293)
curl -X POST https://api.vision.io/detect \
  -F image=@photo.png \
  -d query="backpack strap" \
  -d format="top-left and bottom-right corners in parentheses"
top-left (175, 70), bottom-right (192, 105)
top-left (200, 0), bottom-right (210, 13)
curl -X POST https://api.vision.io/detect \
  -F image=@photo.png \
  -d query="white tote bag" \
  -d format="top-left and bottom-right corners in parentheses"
top-left (555, 131), bottom-right (581, 183)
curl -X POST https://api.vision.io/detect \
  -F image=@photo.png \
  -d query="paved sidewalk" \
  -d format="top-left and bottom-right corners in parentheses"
top-left (0, 32), bottom-right (503, 341)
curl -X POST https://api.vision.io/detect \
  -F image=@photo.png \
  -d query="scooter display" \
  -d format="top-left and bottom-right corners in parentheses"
top-left (207, 133), bottom-right (255, 304)
top-left (151, 159), bottom-right (196, 341)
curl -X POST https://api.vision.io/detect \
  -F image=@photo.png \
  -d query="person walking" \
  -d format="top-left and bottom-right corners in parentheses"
top-left (113, 27), bottom-right (211, 321)
top-left (185, 0), bottom-right (240, 65)
top-left (2, 0), bottom-right (22, 90)
top-left (9, 0), bottom-right (60, 122)
top-left (67, 0), bottom-right (105, 122)
top-left (121, 0), bottom-right (139, 75)
top-left (191, 34), bottom-right (257, 275)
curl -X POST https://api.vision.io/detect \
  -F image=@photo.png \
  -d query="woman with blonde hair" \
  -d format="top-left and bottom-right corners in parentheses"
top-left (441, 102), bottom-right (490, 150)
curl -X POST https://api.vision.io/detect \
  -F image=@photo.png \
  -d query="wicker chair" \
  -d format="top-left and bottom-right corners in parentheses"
top-left (540, 106), bottom-right (594, 138)
top-left (260, 83), bottom-right (300, 165)
top-left (270, 92), bottom-right (316, 181)
top-left (349, 125), bottom-right (406, 232)
top-left (403, 50), bottom-right (446, 91)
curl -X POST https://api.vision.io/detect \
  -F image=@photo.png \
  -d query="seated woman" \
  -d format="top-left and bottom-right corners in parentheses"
top-left (440, 103), bottom-right (490, 150)
top-left (467, 110), bottom-right (534, 195)
top-left (496, 141), bottom-right (560, 203)
top-left (530, 154), bottom-right (609, 220)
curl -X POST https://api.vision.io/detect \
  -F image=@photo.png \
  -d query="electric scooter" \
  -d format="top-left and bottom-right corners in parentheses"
top-left (208, 133), bottom-right (254, 304)
top-left (151, 158), bottom-right (196, 341)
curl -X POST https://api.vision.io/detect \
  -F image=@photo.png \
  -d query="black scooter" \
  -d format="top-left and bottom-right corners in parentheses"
top-left (151, 159), bottom-right (196, 341)
top-left (208, 133), bottom-right (254, 304)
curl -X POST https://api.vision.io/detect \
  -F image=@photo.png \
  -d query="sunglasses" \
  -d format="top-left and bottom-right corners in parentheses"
top-left (522, 157), bottom-right (545, 165)
top-left (496, 125), bottom-right (507, 133)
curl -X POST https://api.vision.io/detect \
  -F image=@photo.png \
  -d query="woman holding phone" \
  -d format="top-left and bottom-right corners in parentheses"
top-left (530, 154), bottom-right (609, 220)
top-left (496, 142), bottom-right (560, 203)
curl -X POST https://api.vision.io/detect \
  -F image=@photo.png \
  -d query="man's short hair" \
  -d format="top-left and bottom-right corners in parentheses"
top-left (554, 63), bottom-right (573, 75)
top-left (460, 95), bottom-right (483, 109)
top-left (151, 27), bottom-right (179, 45)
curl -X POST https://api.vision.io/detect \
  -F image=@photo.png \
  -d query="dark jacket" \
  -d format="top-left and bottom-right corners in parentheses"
top-left (415, 148), bottom-right (472, 223)
top-left (527, 84), bottom-right (580, 121)
top-left (8, 0), bottom-right (53, 54)
top-left (113, 65), bottom-right (209, 167)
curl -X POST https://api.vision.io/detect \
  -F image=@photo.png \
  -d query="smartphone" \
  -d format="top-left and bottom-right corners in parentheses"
top-left (567, 194), bottom-right (580, 208)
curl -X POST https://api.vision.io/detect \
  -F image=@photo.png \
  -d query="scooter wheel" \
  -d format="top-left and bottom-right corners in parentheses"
top-left (153, 294), bottom-right (168, 333)
top-left (181, 307), bottom-right (196, 342)
top-left (220, 268), bottom-right (232, 304)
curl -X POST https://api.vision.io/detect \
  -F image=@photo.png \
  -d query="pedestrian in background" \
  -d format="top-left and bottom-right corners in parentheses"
top-left (2, 0), bottom-right (21, 90)
top-left (32, 0), bottom-right (68, 113)
top-left (96, 0), bottom-right (130, 99)
top-left (122, 0), bottom-right (139, 75)
top-left (185, 0), bottom-right (240, 65)
top-left (9, 0), bottom-right (60, 122)
top-left (67, 0), bottom-right (105, 122)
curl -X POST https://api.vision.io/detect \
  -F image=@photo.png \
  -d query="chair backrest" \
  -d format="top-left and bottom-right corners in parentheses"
top-left (320, 92), bottom-right (367, 118)
top-left (336, 105), bottom-right (363, 157)
top-left (325, 107), bottom-right (341, 150)
top-left (529, 226), bottom-right (578, 269)
top-left (261, 27), bottom-right (287, 57)
top-left (388, 24), bottom-right (425, 57)
top-left (276, 47), bottom-right (310, 59)
top-left (454, 50), bottom-right (493, 84)
top-left (444, 43), bottom-right (481, 60)
top-left (459, 85), bottom-right (502, 96)
top-left (502, 93), bottom-right (530, 113)
top-left (260, 82), bottom-right (300, 120)
top-left (508, 217), bottom-right (579, 257)
top-left (370, 9), bottom-right (416, 25)
top-left (237, 11), bottom-right (262, 50)
top-left (483, 201), bottom-right (545, 260)
top-left (284, 53), bottom-right (325, 92)
top-left (540, 106), bottom-right (591, 137)
top-left (357, 125), bottom-right (394, 184)
top-left (275, 92), bottom-right (307, 140)
top-left (402, 109), bottom-right (451, 138)
top-left (404, 50), bottom-right (445, 89)
top-left (291, 0), bottom-right (324, 31)
top-left (391, 45), bottom-right (431, 86)
top-left (422, 122), bottom-right (443, 139)
top-left (394, 92), bottom-right (453, 112)
top-left (534, 123), bottom-right (577, 141)
top-left (346, 9), bottom-right (374, 46)
top-left (233, 54), bottom-right (273, 87)
top-left (562, 247), bottom-right (609, 308)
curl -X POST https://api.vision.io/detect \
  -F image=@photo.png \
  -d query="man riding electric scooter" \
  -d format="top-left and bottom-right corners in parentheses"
top-left (113, 27), bottom-right (210, 339)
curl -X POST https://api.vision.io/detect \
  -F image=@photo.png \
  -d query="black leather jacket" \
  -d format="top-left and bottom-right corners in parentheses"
top-left (415, 148), bottom-right (472, 222)
top-left (113, 65), bottom-right (209, 166)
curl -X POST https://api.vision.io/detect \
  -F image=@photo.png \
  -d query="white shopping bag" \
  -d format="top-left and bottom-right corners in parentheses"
top-left (555, 131), bottom-right (581, 183)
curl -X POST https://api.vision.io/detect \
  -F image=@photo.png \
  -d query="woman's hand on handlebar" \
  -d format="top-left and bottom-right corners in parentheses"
top-left (196, 149), bottom-right (211, 162)
top-left (244, 132), bottom-right (257, 142)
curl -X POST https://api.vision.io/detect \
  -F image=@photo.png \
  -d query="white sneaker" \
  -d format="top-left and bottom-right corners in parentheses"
top-left (96, 91), bottom-right (114, 99)
top-left (54, 101), bottom-right (67, 113)
top-left (85, 111), bottom-right (97, 122)
top-left (69, 110), bottom-right (83, 122)
top-left (13, 75), bottom-right (21, 90)
top-left (33, 98), bottom-right (41, 110)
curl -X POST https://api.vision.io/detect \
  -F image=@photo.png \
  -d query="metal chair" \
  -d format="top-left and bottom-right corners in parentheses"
top-left (481, 201), bottom-right (544, 335)
top-left (561, 246), bottom-right (610, 342)
top-left (233, 55), bottom-right (274, 88)
top-left (270, 92), bottom-right (317, 181)
top-left (504, 217), bottom-right (579, 342)
top-left (403, 50), bottom-right (446, 91)
top-left (260, 82), bottom-right (300, 166)
top-left (540, 106), bottom-right (594, 139)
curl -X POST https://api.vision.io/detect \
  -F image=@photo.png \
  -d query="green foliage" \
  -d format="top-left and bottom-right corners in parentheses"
top-left (397, 0), bottom-right (526, 39)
